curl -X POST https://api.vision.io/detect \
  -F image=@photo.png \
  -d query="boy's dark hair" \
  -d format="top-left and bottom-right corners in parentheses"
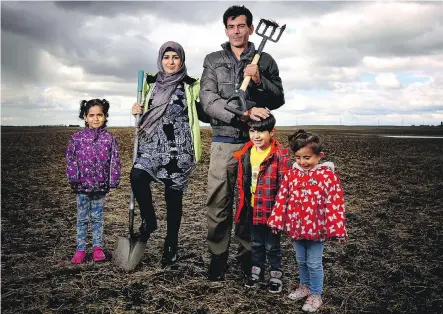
top-left (248, 114), bottom-right (276, 132)
top-left (288, 129), bottom-right (323, 155)
top-left (79, 99), bottom-right (110, 127)
top-left (223, 5), bottom-right (253, 27)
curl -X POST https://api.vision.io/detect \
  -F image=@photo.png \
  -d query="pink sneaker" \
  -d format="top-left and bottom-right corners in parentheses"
top-left (302, 294), bottom-right (323, 312)
top-left (71, 250), bottom-right (86, 264)
top-left (92, 247), bottom-right (105, 262)
top-left (288, 284), bottom-right (310, 301)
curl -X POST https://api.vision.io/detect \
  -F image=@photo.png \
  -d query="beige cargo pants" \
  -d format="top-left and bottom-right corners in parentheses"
top-left (206, 142), bottom-right (251, 257)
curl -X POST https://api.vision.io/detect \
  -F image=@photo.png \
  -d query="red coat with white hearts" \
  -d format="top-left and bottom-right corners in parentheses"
top-left (267, 162), bottom-right (347, 241)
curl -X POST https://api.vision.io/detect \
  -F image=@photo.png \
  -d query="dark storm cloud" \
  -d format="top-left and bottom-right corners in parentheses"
top-left (246, 1), bottom-right (364, 20)
top-left (304, 2), bottom-right (443, 63)
top-left (350, 26), bottom-right (443, 58)
top-left (4, 1), bottom-right (439, 87)
top-left (1, 1), bottom-right (160, 86)
top-left (2, 1), bottom-right (442, 126)
top-left (1, 1), bottom-right (361, 88)
top-left (1, 31), bottom-right (43, 85)
top-left (2, 2), bottom-right (61, 42)
top-left (1, 2), bottom-right (91, 56)
top-left (2, 2), bottom-right (92, 85)
top-left (54, 1), bottom-right (359, 22)
top-left (55, 1), bottom-right (221, 23)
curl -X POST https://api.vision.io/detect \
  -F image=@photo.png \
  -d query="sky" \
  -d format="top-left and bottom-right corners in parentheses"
top-left (2, 1), bottom-right (443, 127)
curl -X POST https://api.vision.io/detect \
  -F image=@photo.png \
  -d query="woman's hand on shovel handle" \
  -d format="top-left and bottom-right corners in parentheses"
top-left (132, 103), bottom-right (143, 116)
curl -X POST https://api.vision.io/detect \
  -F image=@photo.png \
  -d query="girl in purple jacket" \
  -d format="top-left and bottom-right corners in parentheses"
top-left (66, 99), bottom-right (121, 264)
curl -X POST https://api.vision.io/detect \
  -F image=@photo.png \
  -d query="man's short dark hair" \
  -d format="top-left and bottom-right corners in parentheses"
top-left (248, 114), bottom-right (276, 132)
top-left (223, 5), bottom-right (253, 28)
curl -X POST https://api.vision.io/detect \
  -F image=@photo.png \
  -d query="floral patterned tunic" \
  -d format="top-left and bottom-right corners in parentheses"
top-left (134, 83), bottom-right (195, 191)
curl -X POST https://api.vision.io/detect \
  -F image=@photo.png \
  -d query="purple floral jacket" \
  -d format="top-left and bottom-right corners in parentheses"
top-left (66, 127), bottom-right (121, 193)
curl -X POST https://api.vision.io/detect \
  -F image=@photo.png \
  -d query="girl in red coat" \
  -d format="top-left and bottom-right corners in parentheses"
top-left (268, 130), bottom-right (347, 312)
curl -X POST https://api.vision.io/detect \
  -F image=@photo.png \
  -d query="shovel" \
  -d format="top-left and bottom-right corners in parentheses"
top-left (113, 70), bottom-right (148, 271)
top-left (225, 18), bottom-right (286, 116)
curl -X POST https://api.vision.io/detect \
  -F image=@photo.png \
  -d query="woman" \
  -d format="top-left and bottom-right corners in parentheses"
top-left (131, 41), bottom-right (208, 266)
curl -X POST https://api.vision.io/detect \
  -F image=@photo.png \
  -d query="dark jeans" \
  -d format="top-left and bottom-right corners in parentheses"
top-left (130, 167), bottom-right (183, 249)
top-left (251, 224), bottom-right (282, 272)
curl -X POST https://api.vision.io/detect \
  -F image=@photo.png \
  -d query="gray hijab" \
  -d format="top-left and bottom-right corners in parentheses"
top-left (138, 41), bottom-right (187, 138)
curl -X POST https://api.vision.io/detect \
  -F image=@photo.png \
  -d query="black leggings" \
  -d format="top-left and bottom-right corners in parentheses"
top-left (130, 167), bottom-right (183, 247)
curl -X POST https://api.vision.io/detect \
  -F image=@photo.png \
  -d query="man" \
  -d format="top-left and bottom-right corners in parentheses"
top-left (200, 5), bottom-right (285, 281)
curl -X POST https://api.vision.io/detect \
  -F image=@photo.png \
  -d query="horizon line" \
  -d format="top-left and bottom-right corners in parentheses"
top-left (2, 124), bottom-right (442, 128)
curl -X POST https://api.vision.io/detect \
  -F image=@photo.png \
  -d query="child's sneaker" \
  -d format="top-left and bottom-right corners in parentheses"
top-left (302, 294), bottom-right (322, 312)
top-left (268, 270), bottom-right (283, 294)
top-left (245, 266), bottom-right (262, 288)
top-left (288, 284), bottom-right (310, 301)
top-left (92, 247), bottom-right (106, 262)
top-left (71, 250), bottom-right (86, 264)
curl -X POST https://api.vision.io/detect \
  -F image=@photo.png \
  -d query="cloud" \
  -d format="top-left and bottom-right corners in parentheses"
top-left (1, 1), bottom-right (443, 126)
top-left (53, 1), bottom-right (358, 21)
top-left (375, 73), bottom-right (401, 89)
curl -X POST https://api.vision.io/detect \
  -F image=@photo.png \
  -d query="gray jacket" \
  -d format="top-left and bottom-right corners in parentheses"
top-left (200, 42), bottom-right (285, 141)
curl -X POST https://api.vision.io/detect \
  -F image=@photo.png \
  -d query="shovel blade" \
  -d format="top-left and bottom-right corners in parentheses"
top-left (113, 236), bottom-right (147, 271)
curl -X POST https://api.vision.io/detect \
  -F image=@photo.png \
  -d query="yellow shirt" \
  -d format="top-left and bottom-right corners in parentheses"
top-left (250, 145), bottom-right (272, 206)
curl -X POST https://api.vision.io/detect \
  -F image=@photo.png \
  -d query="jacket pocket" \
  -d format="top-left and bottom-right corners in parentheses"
top-left (214, 63), bottom-right (232, 84)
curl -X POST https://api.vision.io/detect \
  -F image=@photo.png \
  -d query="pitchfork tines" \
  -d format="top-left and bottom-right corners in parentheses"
top-left (224, 17), bottom-right (286, 117)
top-left (256, 18), bottom-right (286, 43)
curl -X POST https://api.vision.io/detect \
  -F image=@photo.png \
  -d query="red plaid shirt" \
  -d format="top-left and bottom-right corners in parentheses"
top-left (234, 139), bottom-right (291, 225)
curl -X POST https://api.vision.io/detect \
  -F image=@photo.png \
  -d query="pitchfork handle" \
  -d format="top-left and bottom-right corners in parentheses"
top-left (240, 54), bottom-right (261, 91)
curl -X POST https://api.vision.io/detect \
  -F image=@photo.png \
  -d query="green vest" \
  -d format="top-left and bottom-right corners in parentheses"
top-left (141, 73), bottom-right (202, 162)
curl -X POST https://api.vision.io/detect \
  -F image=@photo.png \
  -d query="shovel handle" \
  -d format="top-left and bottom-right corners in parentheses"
top-left (240, 54), bottom-right (261, 91)
top-left (132, 70), bottom-right (144, 163)
top-left (129, 70), bottom-right (145, 237)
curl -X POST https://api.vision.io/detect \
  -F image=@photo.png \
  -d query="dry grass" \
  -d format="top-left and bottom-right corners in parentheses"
top-left (1, 126), bottom-right (443, 313)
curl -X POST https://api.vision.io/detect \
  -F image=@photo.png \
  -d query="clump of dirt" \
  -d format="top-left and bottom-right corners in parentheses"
top-left (2, 126), bottom-right (443, 313)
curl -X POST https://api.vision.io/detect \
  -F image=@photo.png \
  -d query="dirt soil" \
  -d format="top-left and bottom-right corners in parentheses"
top-left (2, 126), bottom-right (443, 313)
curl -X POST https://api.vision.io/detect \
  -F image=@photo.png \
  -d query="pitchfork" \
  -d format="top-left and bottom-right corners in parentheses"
top-left (225, 18), bottom-right (286, 117)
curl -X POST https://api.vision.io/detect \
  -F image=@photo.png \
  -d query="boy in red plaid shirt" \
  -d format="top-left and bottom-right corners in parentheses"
top-left (233, 114), bottom-right (291, 293)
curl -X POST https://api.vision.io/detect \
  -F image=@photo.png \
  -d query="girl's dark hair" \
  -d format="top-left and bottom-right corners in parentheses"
top-left (288, 129), bottom-right (323, 155)
top-left (79, 99), bottom-right (110, 127)
top-left (247, 114), bottom-right (276, 132)
top-left (223, 5), bottom-right (253, 27)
